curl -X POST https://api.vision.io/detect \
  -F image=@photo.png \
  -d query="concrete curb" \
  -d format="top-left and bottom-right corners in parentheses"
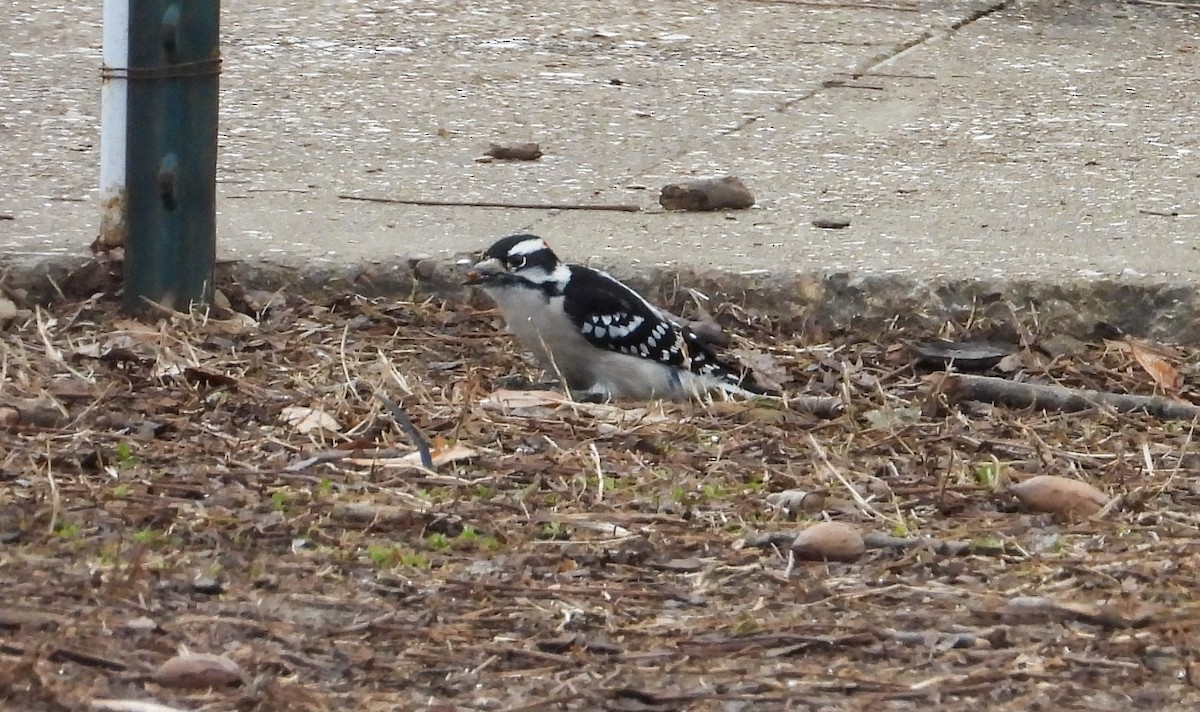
top-left (4, 255), bottom-right (1198, 344)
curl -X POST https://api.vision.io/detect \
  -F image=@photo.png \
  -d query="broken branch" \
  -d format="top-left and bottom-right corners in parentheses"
top-left (942, 373), bottom-right (1200, 421)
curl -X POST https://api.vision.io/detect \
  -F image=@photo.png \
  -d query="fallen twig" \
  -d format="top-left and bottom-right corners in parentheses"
top-left (982, 595), bottom-right (1156, 629)
top-left (286, 447), bottom-right (411, 472)
top-left (0, 398), bottom-right (68, 428)
top-left (742, 0), bottom-right (919, 10)
top-left (942, 373), bottom-right (1200, 420)
top-left (338, 194), bottom-right (641, 212)
top-left (378, 393), bottom-right (433, 469)
top-left (484, 644), bottom-right (576, 666)
top-left (861, 531), bottom-right (973, 556)
top-left (330, 500), bottom-right (437, 523)
top-left (822, 79), bottom-right (885, 90)
top-left (1126, 0), bottom-right (1200, 8)
top-left (0, 641), bottom-right (127, 671)
top-left (807, 434), bottom-right (895, 525)
top-left (1137, 207), bottom-right (1179, 217)
top-left (743, 530), bottom-right (1015, 557)
top-left (850, 71), bottom-right (937, 80)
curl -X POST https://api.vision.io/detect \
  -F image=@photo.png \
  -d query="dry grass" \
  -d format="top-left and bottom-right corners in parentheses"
top-left (1, 287), bottom-right (1199, 711)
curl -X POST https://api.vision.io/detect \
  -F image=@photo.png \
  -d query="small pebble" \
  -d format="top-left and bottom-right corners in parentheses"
top-left (485, 142), bottom-right (543, 161)
top-left (412, 258), bottom-right (439, 280)
top-left (659, 176), bottom-right (754, 211)
top-left (154, 652), bottom-right (243, 689)
top-left (812, 217), bottom-right (851, 229)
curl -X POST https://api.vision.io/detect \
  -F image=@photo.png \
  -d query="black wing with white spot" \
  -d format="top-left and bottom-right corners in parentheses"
top-left (559, 266), bottom-right (770, 393)
top-left (560, 266), bottom-right (688, 365)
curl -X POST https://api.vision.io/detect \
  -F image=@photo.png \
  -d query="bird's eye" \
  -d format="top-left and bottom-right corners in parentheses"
top-left (508, 255), bottom-right (527, 269)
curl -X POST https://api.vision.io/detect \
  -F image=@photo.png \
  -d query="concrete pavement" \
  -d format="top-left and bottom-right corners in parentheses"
top-left (2, 0), bottom-right (1198, 285)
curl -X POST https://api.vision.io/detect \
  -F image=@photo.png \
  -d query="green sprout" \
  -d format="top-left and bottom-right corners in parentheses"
top-left (367, 543), bottom-right (397, 568)
top-left (539, 521), bottom-right (565, 540)
top-left (131, 528), bottom-right (162, 546)
top-left (55, 520), bottom-right (82, 540)
top-left (399, 550), bottom-right (429, 568)
top-left (972, 460), bottom-right (1002, 489)
top-left (115, 442), bottom-right (139, 466)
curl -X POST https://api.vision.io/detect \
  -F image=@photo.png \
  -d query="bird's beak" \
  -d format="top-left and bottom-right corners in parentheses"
top-left (463, 257), bottom-right (503, 285)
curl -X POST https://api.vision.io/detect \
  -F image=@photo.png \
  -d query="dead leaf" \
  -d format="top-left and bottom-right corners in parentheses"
top-left (183, 366), bottom-right (240, 390)
top-left (1128, 340), bottom-right (1182, 392)
top-left (0, 296), bottom-right (17, 324)
top-left (151, 348), bottom-right (191, 379)
top-left (349, 443), bottom-right (478, 468)
top-left (863, 405), bottom-right (921, 431)
top-left (207, 311), bottom-right (258, 334)
top-left (481, 389), bottom-right (567, 409)
top-left (282, 406), bottom-right (342, 435)
top-left (995, 352), bottom-right (1025, 373)
top-left (112, 318), bottom-right (164, 341)
top-left (422, 442), bottom-right (477, 467)
top-left (479, 389), bottom-right (668, 427)
top-left (730, 347), bottom-right (786, 392)
top-left (93, 699), bottom-right (195, 712)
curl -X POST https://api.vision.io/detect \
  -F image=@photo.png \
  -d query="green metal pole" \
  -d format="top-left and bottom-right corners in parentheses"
top-left (123, 0), bottom-right (220, 312)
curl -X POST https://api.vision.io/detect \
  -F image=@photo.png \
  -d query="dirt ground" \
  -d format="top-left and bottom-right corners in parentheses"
top-left (2, 281), bottom-right (1200, 711)
top-left (4, 1), bottom-right (1200, 707)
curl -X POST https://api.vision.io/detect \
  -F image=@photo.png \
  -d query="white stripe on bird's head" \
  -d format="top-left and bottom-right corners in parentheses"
top-left (508, 237), bottom-right (551, 257)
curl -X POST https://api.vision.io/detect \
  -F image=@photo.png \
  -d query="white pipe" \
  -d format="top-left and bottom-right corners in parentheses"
top-left (99, 0), bottom-right (129, 248)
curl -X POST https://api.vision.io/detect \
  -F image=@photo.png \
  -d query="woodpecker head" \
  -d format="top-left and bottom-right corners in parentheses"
top-left (464, 234), bottom-right (568, 290)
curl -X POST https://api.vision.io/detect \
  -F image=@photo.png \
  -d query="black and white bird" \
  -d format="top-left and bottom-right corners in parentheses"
top-left (464, 234), bottom-right (773, 401)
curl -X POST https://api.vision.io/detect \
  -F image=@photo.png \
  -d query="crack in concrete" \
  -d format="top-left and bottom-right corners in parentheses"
top-left (510, 1), bottom-right (1016, 238)
top-left (518, 2), bottom-right (1019, 238)
top-left (855, 0), bottom-right (1014, 75)
top-left (723, 0), bottom-right (1014, 136)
